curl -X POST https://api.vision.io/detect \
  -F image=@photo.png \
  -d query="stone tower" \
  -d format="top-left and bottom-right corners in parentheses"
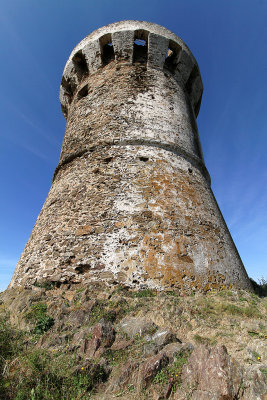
top-left (10, 21), bottom-right (252, 292)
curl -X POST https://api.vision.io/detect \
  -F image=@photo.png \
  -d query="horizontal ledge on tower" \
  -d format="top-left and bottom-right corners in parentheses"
top-left (52, 140), bottom-right (210, 185)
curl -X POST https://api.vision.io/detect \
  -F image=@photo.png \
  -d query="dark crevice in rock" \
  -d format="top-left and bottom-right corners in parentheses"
top-left (75, 264), bottom-right (91, 274)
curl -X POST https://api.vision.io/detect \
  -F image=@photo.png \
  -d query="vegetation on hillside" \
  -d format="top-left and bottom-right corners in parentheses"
top-left (0, 281), bottom-right (266, 399)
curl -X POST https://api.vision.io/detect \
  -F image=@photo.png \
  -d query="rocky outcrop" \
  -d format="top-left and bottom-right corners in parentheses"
top-left (0, 285), bottom-right (266, 399)
top-left (175, 345), bottom-right (243, 399)
top-left (82, 320), bottom-right (115, 358)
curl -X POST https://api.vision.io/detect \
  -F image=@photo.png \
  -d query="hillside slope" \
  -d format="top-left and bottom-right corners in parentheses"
top-left (0, 284), bottom-right (266, 399)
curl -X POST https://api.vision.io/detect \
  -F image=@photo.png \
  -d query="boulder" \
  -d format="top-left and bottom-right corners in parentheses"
top-left (137, 352), bottom-right (169, 392)
top-left (175, 345), bottom-right (243, 400)
top-left (83, 320), bottom-right (115, 358)
top-left (110, 334), bottom-right (134, 351)
top-left (161, 342), bottom-right (192, 361)
top-left (143, 342), bottom-right (159, 356)
top-left (118, 316), bottom-right (156, 338)
top-left (107, 360), bottom-right (139, 393)
top-left (152, 329), bottom-right (180, 347)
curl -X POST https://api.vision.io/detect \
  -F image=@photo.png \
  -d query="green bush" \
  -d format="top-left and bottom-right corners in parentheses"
top-left (33, 315), bottom-right (54, 335)
top-left (25, 303), bottom-right (54, 334)
top-left (249, 277), bottom-right (267, 297)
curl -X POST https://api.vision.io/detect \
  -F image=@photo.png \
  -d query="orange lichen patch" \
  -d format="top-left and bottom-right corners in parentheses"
top-left (141, 232), bottom-right (195, 286)
top-left (75, 225), bottom-right (94, 236)
top-left (114, 221), bottom-right (124, 228)
top-left (202, 274), bottom-right (229, 292)
top-left (137, 225), bottom-right (232, 291)
top-left (134, 164), bottom-right (206, 226)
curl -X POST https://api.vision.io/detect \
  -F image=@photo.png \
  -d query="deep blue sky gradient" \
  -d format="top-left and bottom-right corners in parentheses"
top-left (0, 0), bottom-right (266, 290)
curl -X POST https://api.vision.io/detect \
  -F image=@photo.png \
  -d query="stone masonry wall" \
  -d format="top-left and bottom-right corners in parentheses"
top-left (9, 21), bottom-right (252, 291)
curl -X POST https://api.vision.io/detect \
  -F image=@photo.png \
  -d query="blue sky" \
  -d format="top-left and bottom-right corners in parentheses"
top-left (0, 0), bottom-right (266, 291)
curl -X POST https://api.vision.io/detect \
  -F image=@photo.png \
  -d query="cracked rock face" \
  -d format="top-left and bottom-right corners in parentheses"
top-left (176, 345), bottom-right (243, 399)
top-left (9, 21), bottom-right (252, 291)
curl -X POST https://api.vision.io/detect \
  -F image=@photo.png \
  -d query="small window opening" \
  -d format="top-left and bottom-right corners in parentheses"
top-left (164, 40), bottom-right (181, 73)
top-left (139, 156), bottom-right (149, 162)
top-left (133, 30), bottom-right (148, 63)
top-left (100, 34), bottom-right (115, 65)
top-left (72, 51), bottom-right (89, 80)
top-left (77, 84), bottom-right (88, 100)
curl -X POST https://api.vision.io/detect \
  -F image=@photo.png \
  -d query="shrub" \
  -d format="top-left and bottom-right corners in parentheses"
top-left (25, 302), bottom-right (54, 334)
top-left (249, 277), bottom-right (267, 297)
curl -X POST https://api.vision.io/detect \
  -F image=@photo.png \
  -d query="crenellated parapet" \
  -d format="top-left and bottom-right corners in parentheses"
top-left (60, 21), bottom-right (203, 119)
